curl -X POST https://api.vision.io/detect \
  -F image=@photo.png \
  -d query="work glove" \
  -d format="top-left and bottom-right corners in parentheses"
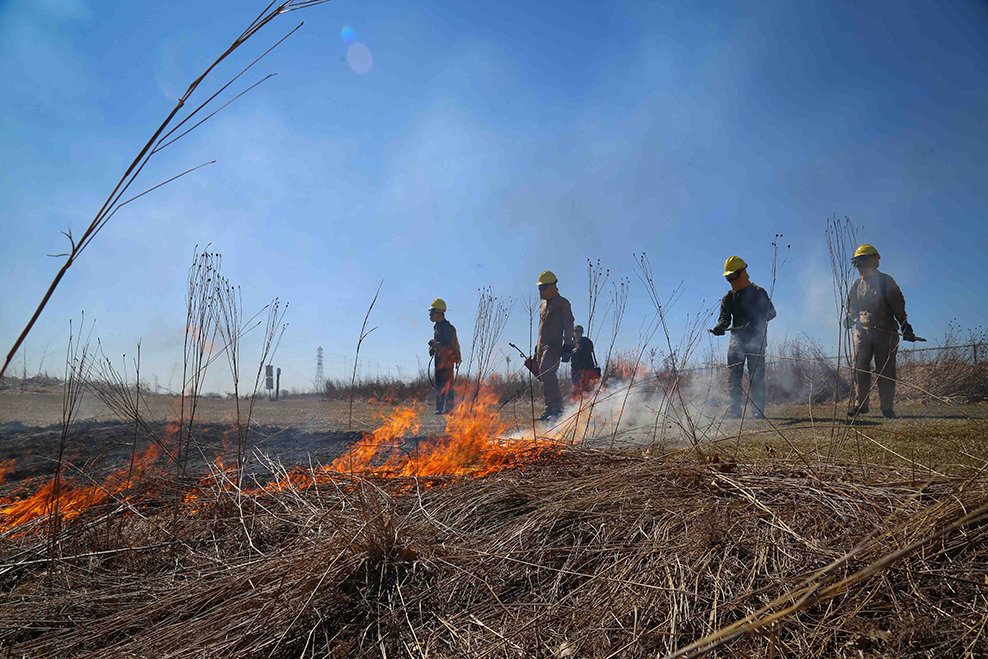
top-left (901, 322), bottom-right (916, 342)
top-left (843, 315), bottom-right (854, 330)
top-left (710, 326), bottom-right (726, 336)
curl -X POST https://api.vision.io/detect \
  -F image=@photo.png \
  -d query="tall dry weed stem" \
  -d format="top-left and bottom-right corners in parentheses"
top-left (0, 0), bottom-right (329, 381)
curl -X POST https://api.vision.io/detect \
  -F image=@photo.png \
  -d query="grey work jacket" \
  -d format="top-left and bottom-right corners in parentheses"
top-left (845, 272), bottom-right (907, 332)
top-left (537, 295), bottom-right (575, 352)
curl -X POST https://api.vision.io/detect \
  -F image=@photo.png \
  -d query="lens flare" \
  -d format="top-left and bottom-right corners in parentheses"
top-left (341, 25), bottom-right (355, 43)
top-left (346, 43), bottom-right (373, 74)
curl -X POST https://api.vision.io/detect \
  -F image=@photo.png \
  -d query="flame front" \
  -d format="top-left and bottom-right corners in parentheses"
top-left (330, 403), bottom-right (422, 474)
top-left (0, 389), bottom-right (558, 533)
top-left (333, 387), bottom-right (557, 478)
top-left (0, 444), bottom-right (161, 532)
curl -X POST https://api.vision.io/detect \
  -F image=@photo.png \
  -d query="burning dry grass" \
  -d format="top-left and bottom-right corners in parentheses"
top-left (1, 365), bottom-right (986, 657)
top-left (0, 444), bottom-right (985, 657)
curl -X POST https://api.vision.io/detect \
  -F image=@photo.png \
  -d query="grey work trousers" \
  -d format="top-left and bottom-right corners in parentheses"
top-left (727, 338), bottom-right (766, 415)
top-left (537, 344), bottom-right (563, 414)
top-left (853, 328), bottom-right (899, 411)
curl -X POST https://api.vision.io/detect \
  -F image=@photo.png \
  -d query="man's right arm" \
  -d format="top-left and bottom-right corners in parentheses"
top-left (885, 275), bottom-right (913, 339)
top-left (712, 295), bottom-right (731, 335)
top-left (885, 275), bottom-right (908, 327)
top-left (844, 281), bottom-right (858, 329)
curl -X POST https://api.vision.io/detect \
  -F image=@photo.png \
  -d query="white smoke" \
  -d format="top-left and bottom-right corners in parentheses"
top-left (506, 367), bottom-right (734, 450)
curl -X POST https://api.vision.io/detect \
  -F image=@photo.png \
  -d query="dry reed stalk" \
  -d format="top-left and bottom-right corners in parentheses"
top-left (573, 277), bottom-right (629, 444)
top-left (634, 253), bottom-right (711, 459)
top-left (177, 249), bottom-right (222, 485)
top-left (524, 294), bottom-right (540, 437)
top-left (464, 287), bottom-right (512, 400)
top-left (48, 315), bottom-right (94, 556)
top-left (566, 259), bottom-right (611, 443)
top-left (349, 281), bottom-right (383, 433)
top-left (238, 297), bottom-right (289, 484)
top-left (826, 216), bottom-right (860, 456)
top-left (0, 0), bottom-right (329, 381)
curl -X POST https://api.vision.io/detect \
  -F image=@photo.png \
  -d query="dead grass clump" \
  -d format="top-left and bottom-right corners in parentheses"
top-left (896, 327), bottom-right (988, 402)
top-left (766, 335), bottom-right (852, 404)
top-left (323, 373), bottom-right (434, 402)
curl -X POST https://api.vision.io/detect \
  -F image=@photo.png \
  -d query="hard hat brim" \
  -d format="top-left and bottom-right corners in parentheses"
top-left (853, 245), bottom-right (879, 259)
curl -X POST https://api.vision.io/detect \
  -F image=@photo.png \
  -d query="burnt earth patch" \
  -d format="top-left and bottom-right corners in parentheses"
top-left (0, 421), bottom-right (364, 485)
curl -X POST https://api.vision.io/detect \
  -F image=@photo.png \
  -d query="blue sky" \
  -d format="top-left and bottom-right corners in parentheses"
top-left (1, 0), bottom-right (986, 392)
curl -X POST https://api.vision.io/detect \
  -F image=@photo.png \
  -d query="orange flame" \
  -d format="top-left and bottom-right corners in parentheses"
top-left (330, 403), bottom-right (422, 473)
top-left (0, 388), bottom-right (560, 533)
top-left (0, 444), bottom-right (161, 532)
top-left (0, 459), bottom-right (16, 486)
top-left (331, 387), bottom-right (558, 478)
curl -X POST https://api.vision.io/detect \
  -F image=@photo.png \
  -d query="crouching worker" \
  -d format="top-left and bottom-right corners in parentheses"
top-left (844, 244), bottom-right (915, 419)
top-left (710, 256), bottom-right (776, 419)
top-left (428, 299), bottom-right (461, 415)
top-left (566, 325), bottom-right (599, 398)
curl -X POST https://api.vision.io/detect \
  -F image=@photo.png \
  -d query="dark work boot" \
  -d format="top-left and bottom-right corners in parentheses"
top-left (538, 409), bottom-right (562, 422)
top-left (882, 409), bottom-right (896, 419)
top-left (848, 402), bottom-right (869, 416)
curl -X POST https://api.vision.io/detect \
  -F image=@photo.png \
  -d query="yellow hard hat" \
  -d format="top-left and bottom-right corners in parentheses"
top-left (537, 270), bottom-right (558, 286)
top-left (853, 244), bottom-right (879, 259)
top-left (722, 256), bottom-right (747, 277)
top-left (429, 298), bottom-right (447, 312)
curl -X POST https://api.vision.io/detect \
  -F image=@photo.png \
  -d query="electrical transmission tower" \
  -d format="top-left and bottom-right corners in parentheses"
top-left (315, 346), bottom-right (325, 391)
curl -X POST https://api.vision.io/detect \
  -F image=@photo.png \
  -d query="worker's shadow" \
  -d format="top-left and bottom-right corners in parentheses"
top-left (844, 418), bottom-right (882, 427)
top-left (891, 414), bottom-right (970, 420)
top-left (772, 417), bottom-right (881, 428)
top-left (774, 417), bottom-right (809, 427)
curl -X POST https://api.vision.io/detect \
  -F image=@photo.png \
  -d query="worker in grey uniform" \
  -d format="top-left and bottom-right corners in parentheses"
top-left (844, 244), bottom-right (916, 419)
top-left (710, 256), bottom-right (777, 419)
top-left (534, 270), bottom-right (574, 421)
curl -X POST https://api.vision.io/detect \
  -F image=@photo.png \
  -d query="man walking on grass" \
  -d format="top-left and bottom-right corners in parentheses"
top-left (534, 270), bottom-right (574, 421)
top-left (428, 298), bottom-right (461, 415)
top-left (710, 256), bottom-right (777, 419)
top-left (844, 244), bottom-right (916, 419)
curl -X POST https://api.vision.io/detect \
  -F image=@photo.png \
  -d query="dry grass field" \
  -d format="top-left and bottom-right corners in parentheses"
top-left (1, 385), bottom-right (986, 658)
top-left (4, 388), bottom-right (985, 465)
